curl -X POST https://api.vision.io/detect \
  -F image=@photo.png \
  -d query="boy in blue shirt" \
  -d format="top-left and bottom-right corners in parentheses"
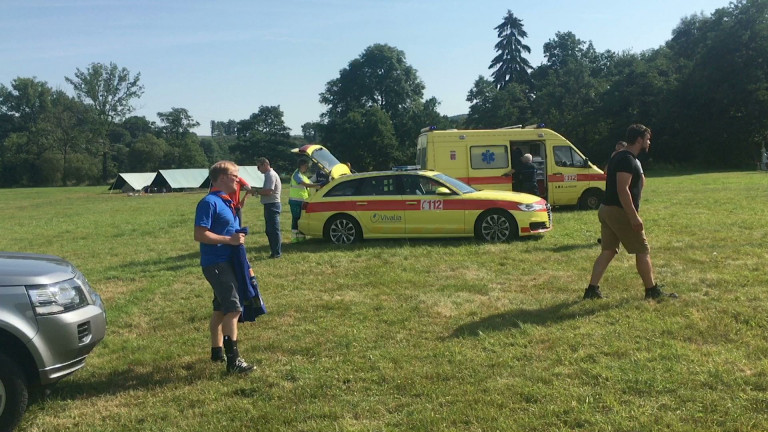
top-left (194, 160), bottom-right (254, 373)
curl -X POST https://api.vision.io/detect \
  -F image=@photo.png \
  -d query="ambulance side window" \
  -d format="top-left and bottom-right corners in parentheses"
top-left (469, 145), bottom-right (509, 169)
top-left (554, 146), bottom-right (585, 167)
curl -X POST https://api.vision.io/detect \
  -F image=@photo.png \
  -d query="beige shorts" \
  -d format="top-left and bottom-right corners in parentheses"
top-left (598, 205), bottom-right (650, 255)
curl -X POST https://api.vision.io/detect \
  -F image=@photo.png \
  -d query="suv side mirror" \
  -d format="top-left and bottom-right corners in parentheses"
top-left (435, 187), bottom-right (452, 195)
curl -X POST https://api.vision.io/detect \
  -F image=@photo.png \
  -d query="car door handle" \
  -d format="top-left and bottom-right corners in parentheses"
top-left (405, 201), bottom-right (418, 205)
top-left (552, 172), bottom-right (563, 175)
top-left (356, 202), bottom-right (368, 205)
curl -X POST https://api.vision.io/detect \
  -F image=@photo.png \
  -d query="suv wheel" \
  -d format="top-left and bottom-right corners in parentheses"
top-left (0, 352), bottom-right (28, 432)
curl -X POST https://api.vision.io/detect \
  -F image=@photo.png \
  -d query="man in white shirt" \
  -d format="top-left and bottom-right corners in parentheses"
top-left (255, 157), bottom-right (283, 258)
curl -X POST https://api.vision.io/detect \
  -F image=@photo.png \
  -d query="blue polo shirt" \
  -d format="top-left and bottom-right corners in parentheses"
top-left (195, 191), bottom-right (240, 267)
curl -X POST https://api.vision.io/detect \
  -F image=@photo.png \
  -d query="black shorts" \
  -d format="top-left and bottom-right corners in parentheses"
top-left (202, 261), bottom-right (241, 314)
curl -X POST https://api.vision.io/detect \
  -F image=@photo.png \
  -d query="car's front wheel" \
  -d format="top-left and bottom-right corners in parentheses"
top-left (324, 215), bottom-right (362, 244)
top-left (0, 352), bottom-right (28, 432)
top-left (475, 210), bottom-right (517, 242)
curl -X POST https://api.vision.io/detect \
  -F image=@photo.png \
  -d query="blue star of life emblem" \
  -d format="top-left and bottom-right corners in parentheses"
top-left (482, 150), bottom-right (495, 165)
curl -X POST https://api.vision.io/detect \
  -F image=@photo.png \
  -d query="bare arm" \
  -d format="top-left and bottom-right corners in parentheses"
top-left (616, 172), bottom-right (642, 231)
top-left (194, 226), bottom-right (245, 245)
top-left (253, 188), bottom-right (274, 196)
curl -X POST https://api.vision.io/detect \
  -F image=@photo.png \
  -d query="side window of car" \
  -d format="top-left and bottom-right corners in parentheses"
top-left (401, 175), bottom-right (424, 195)
top-left (325, 179), bottom-right (363, 197)
top-left (359, 176), bottom-right (398, 196)
top-left (419, 177), bottom-right (442, 195)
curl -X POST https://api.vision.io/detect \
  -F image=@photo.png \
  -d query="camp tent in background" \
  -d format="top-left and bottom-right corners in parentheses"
top-left (149, 169), bottom-right (209, 192)
top-left (108, 166), bottom-right (266, 193)
top-left (237, 166), bottom-right (265, 189)
top-left (109, 172), bottom-right (157, 193)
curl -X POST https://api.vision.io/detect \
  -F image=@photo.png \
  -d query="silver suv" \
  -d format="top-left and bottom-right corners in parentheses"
top-left (0, 252), bottom-right (106, 431)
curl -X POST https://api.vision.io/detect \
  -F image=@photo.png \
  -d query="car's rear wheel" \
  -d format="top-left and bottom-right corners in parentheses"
top-left (324, 215), bottom-right (362, 244)
top-left (0, 352), bottom-right (28, 432)
top-left (475, 210), bottom-right (517, 242)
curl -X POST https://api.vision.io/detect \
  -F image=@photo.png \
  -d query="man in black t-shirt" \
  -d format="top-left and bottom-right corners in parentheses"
top-left (583, 124), bottom-right (677, 301)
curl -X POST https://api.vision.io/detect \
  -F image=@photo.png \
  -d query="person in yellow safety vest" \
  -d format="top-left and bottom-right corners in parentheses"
top-left (289, 158), bottom-right (321, 242)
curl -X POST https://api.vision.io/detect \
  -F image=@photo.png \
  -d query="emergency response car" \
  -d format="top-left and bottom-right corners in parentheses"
top-left (297, 168), bottom-right (552, 244)
top-left (416, 125), bottom-right (606, 209)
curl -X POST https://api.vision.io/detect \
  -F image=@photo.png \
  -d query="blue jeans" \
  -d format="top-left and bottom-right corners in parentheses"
top-left (263, 202), bottom-right (282, 257)
top-left (289, 200), bottom-right (303, 231)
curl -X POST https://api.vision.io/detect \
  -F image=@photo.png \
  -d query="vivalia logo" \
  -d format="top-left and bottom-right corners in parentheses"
top-left (370, 213), bottom-right (403, 223)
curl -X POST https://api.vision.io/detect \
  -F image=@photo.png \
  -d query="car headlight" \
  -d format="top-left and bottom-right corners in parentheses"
top-left (516, 203), bottom-right (547, 211)
top-left (76, 272), bottom-right (105, 312)
top-left (27, 278), bottom-right (89, 316)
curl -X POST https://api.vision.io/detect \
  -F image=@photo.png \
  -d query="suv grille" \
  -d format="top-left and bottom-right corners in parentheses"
top-left (77, 321), bottom-right (92, 344)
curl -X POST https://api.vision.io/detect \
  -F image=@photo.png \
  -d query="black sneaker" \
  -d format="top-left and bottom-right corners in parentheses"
top-left (645, 284), bottom-right (678, 300)
top-left (583, 285), bottom-right (604, 300)
top-left (227, 357), bottom-right (255, 374)
top-left (211, 347), bottom-right (225, 363)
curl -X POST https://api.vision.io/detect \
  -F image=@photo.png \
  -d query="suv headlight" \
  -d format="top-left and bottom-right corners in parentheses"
top-left (516, 203), bottom-right (547, 212)
top-left (27, 278), bottom-right (89, 316)
top-left (75, 272), bottom-right (104, 312)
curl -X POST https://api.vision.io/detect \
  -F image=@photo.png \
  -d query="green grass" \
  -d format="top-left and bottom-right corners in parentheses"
top-left (3, 171), bottom-right (768, 431)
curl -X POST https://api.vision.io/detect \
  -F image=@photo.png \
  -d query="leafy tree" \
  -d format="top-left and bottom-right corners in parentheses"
top-left (37, 90), bottom-right (99, 184)
top-left (233, 105), bottom-right (293, 172)
top-left (126, 134), bottom-right (171, 172)
top-left (320, 44), bottom-right (425, 121)
top-left (210, 120), bottom-right (238, 136)
top-left (301, 121), bottom-right (323, 142)
top-left (157, 107), bottom-right (200, 142)
top-left (65, 62), bottom-right (144, 182)
top-left (121, 116), bottom-right (156, 140)
top-left (530, 32), bottom-right (614, 160)
top-left (322, 107), bottom-right (398, 171)
top-left (0, 77), bottom-right (54, 138)
top-left (666, 0), bottom-right (768, 167)
top-left (465, 76), bottom-right (532, 128)
top-left (320, 43), bottom-right (434, 165)
top-left (489, 10), bottom-right (533, 89)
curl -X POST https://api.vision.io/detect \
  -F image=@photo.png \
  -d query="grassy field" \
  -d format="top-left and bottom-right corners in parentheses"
top-left (2, 171), bottom-right (768, 431)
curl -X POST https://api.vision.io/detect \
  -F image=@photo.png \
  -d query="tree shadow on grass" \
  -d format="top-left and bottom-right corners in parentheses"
top-left (449, 299), bottom-right (628, 338)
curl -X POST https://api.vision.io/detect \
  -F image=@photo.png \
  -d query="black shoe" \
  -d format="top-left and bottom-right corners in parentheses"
top-left (211, 347), bottom-right (225, 363)
top-left (645, 284), bottom-right (678, 300)
top-left (227, 357), bottom-right (255, 374)
top-left (583, 285), bottom-right (604, 300)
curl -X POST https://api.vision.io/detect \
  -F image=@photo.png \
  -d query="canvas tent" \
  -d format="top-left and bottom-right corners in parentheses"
top-left (238, 166), bottom-right (265, 189)
top-left (109, 172), bottom-right (157, 193)
top-left (150, 169), bottom-right (210, 192)
top-left (108, 166), bottom-right (266, 194)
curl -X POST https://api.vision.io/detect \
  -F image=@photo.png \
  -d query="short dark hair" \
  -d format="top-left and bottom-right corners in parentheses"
top-left (297, 158), bottom-right (310, 168)
top-left (625, 124), bottom-right (651, 145)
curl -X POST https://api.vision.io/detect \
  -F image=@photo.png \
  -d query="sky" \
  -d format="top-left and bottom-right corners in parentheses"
top-left (1, 0), bottom-right (731, 137)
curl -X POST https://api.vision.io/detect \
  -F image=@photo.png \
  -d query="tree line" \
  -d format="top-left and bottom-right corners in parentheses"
top-left (1, 0), bottom-right (765, 188)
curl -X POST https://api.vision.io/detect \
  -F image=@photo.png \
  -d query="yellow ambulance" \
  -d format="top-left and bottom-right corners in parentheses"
top-left (416, 125), bottom-right (606, 209)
